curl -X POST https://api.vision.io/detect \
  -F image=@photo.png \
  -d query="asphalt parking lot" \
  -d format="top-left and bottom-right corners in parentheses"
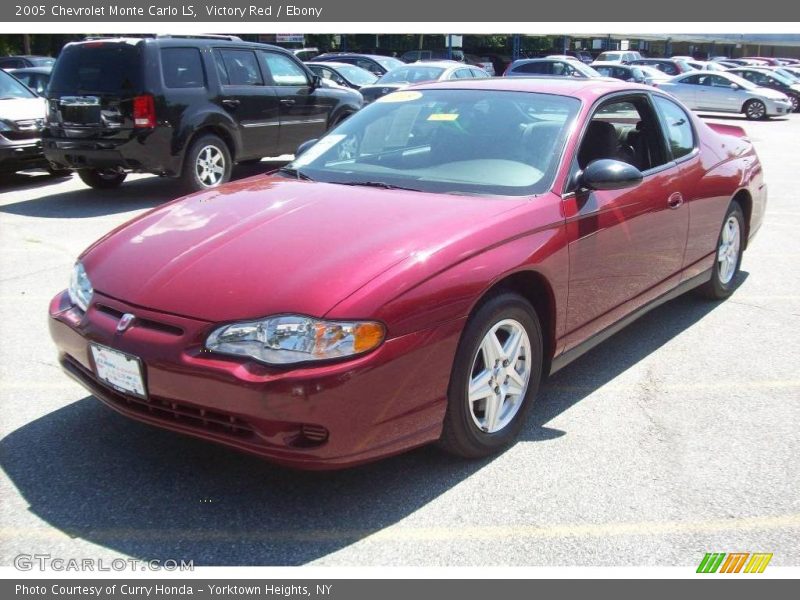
top-left (0, 113), bottom-right (798, 568)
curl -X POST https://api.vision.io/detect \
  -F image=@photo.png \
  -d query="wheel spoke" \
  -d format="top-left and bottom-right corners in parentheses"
top-left (480, 330), bottom-right (504, 368)
top-left (469, 371), bottom-right (494, 404)
top-left (484, 393), bottom-right (501, 432)
top-left (506, 368), bottom-right (526, 396)
top-left (503, 328), bottom-right (524, 364)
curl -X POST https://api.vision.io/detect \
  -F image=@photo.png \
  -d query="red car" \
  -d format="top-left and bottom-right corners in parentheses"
top-left (49, 78), bottom-right (766, 469)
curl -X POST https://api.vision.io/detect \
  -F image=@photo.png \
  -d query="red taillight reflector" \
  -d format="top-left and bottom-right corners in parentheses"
top-left (133, 94), bottom-right (156, 128)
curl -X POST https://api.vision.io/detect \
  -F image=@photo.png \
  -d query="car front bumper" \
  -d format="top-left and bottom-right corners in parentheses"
top-left (49, 290), bottom-right (463, 469)
top-left (0, 139), bottom-right (47, 173)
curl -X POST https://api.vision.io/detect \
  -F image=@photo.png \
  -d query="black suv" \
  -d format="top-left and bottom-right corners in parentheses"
top-left (43, 35), bottom-right (363, 191)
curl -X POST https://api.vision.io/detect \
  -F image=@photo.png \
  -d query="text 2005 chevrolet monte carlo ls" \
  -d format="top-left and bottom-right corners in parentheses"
top-left (49, 78), bottom-right (765, 469)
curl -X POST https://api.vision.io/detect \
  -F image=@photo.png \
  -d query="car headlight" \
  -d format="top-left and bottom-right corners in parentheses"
top-left (206, 315), bottom-right (386, 365)
top-left (68, 262), bottom-right (93, 312)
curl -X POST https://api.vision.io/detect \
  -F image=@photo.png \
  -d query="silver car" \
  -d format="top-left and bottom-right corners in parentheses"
top-left (656, 71), bottom-right (793, 119)
top-left (0, 69), bottom-right (49, 174)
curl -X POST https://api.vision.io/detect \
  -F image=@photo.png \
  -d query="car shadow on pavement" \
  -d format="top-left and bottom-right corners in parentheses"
top-left (0, 171), bottom-right (74, 193)
top-left (0, 274), bottom-right (746, 566)
top-left (0, 161), bottom-right (287, 220)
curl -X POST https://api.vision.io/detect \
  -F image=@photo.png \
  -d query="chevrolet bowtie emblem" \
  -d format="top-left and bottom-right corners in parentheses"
top-left (117, 313), bottom-right (135, 333)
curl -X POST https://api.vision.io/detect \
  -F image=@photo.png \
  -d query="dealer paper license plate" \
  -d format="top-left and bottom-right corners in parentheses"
top-left (90, 343), bottom-right (147, 398)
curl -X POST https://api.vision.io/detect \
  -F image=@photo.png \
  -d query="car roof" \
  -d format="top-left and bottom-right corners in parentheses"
top-left (66, 36), bottom-right (290, 54)
top-left (8, 66), bottom-right (51, 74)
top-left (308, 61), bottom-right (353, 69)
top-left (316, 53), bottom-right (386, 60)
top-left (411, 60), bottom-right (465, 69)
top-left (410, 76), bottom-right (651, 99)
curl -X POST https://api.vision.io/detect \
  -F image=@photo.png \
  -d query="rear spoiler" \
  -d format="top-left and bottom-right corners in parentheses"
top-left (706, 122), bottom-right (749, 140)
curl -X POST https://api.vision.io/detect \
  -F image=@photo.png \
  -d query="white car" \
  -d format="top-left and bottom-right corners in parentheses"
top-left (656, 71), bottom-right (793, 119)
top-left (591, 50), bottom-right (642, 65)
top-left (686, 60), bottom-right (727, 72)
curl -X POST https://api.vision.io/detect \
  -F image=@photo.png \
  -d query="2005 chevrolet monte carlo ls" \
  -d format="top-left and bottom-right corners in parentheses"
top-left (49, 78), bottom-right (765, 469)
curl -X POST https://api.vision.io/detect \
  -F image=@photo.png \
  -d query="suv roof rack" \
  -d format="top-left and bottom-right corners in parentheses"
top-left (82, 34), bottom-right (243, 42)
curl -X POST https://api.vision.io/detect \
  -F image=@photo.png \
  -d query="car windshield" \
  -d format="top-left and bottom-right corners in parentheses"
top-left (49, 43), bottom-right (144, 94)
top-left (337, 64), bottom-right (378, 86)
top-left (286, 89), bottom-right (580, 196)
top-left (376, 57), bottom-right (405, 71)
top-left (378, 66), bottom-right (446, 84)
top-left (597, 52), bottom-right (622, 61)
top-left (0, 70), bottom-right (36, 99)
top-left (763, 71), bottom-right (796, 85)
top-left (775, 68), bottom-right (800, 82)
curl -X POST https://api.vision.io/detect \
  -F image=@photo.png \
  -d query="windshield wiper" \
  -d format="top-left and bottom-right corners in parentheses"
top-left (334, 181), bottom-right (421, 192)
top-left (277, 166), bottom-right (313, 181)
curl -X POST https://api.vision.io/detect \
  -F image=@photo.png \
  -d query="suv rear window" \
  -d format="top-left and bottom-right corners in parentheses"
top-left (161, 48), bottom-right (205, 88)
top-left (49, 43), bottom-right (144, 94)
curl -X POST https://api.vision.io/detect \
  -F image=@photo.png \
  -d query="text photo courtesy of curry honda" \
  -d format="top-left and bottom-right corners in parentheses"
top-left (4, 31), bottom-right (789, 467)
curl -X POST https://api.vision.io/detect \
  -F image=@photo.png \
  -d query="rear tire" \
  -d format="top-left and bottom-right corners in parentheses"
top-left (698, 201), bottom-right (745, 300)
top-left (439, 292), bottom-right (543, 458)
top-left (46, 167), bottom-right (72, 178)
top-left (181, 134), bottom-right (232, 193)
top-left (744, 99), bottom-right (767, 120)
top-left (77, 168), bottom-right (126, 189)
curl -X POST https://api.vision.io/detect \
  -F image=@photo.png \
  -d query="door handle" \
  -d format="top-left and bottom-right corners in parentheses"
top-left (280, 98), bottom-right (296, 106)
top-left (221, 99), bottom-right (240, 109)
top-left (667, 192), bottom-right (684, 209)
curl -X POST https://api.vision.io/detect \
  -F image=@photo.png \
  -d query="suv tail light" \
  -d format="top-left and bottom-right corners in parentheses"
top-left (133, 95), bottom-right (156, 128)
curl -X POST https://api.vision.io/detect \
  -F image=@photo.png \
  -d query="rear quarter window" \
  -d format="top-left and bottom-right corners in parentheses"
top-left (161, 48), bottom-right (206, 89)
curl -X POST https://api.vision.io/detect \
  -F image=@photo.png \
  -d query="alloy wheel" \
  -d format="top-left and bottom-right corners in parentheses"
top-left (746, 100), bottom-right (766, 119)
top-left (195, 145), bottom-right (226, 187)
top-left (467, 319), bottom-right (532, 434)
top-left (717, 214), bottom-right (741, 285)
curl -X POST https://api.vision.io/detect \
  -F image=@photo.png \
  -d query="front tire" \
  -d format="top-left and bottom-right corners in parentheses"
top-left (789, 95), bottom-right (799, 113)
top-left (698, 201), bottom-right (745, 300)
top-left (744, 99), bottom-right (767, 120)
top-left (439, 292), bottom-right (543, 458)
top-left (181, 134), bottom-right (232, 193)
top-left (77, 168), bottom-right (126, 189)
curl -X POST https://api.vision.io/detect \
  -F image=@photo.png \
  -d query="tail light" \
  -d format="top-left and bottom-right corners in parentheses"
top-left (133, 94), bottom-right (156, 128)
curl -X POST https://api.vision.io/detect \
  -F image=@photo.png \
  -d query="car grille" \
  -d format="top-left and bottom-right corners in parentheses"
top-left (95, 303), bottom-right (185, 337)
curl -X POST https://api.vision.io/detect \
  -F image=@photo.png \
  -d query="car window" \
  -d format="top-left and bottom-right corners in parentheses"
top-left (215, 49), bottom-right (263, 86)
top-left (352, 59), bottom-right (380, 75)
top-left (470, 68), bottom-right (489, 78)
top-left (260, 52), bottom-right (308, 86)
top-left (0, 69), bottom-right (36, 98)
top-left (706, 75), bottom-right (732, 88)
top-left (581, 97), bottom-right (670, 172)
top-left (653, 96), bottom-right (695, 160)
top-left (49, 43), bottom-right (144, 94)
top-left (336, 64), bottom-right (377, 86)
top-left (378, 66), bottom-right (446, 84)
top-left (680, 74), bottom-right (703, 85)
top-left (0, 58), bottom-right (24, 69)
top-left (451, 68), bottom-right (473, 79)
top-left (515, 62), bottom-right (551, 74)
top-left (161, 48), bottom-right (205, 89)
top-left (288, 89), bottom-right (580, 196)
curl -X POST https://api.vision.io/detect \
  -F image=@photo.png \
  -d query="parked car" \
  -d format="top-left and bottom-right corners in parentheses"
top-left (465, 54), bottom-right (495, 76)
top-left (505, 58), bottom-right (601, 78)
top-left (290, 47), bottom-right (320, 62)
top-left (591, 63), bottom-right (669, 86)
top-left (43, 36), bottom-right (363, 192)
top-left (310, 53), bottom-right (405, 76)
top-left (742, 56), bottom-right (781, 66)
top-left (544, 50), bottom-right (593, 64)
top-left (726, 67), bottom-right (800, 112)
top-left (629, 58), bottom-right (694, 76)
top-left (307, 61), bottom-right (378, 90)
top-left (0, 55), bottom-right (55, 70)
top-left (714, 60), bottom-right (741, 69)
top-left (8, 66), bottom-right (51, 95)
top-left (776, 58), bottom-right (800, 65)
top-left (359, 61), bottom-right (488, 103)
top-left (471, 52), bottom-right (512, 77)
top-left (655, 71), bottom-right (793, 119)
top-left (685, 60), bottom-right (727, 72)
top-left (592, 50), bottom-right (642, 64)
top-left (400, 49), bottom-right (466, 63)
top-left (49, 77), bottom-right (765, 468)
top-left (0, 69), bottom-right (49, 174)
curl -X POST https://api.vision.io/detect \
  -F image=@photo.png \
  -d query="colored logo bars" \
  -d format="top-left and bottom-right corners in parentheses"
top-left (697, 552), bottom-right (773, 573)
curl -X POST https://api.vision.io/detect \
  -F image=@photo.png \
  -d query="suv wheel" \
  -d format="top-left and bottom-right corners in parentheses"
top-left (78, 168), bottom-right (127, 189)
top-left (182, 134), bottom-right (232, 192)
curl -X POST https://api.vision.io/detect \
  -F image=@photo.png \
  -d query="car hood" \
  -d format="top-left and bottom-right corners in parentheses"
top-left (754, 86), bottom-right (790, 100)
top-left (81, 176), bottom-right (524, 323)
top-left (0, 96), bottom-right (46, 121)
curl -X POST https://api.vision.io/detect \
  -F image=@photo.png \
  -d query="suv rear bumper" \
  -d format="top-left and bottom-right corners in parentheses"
top-left (43, 129), bottom-right (182, 176)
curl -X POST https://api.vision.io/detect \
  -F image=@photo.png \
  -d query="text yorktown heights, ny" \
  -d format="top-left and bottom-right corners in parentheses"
top-left (41, 4), bottom-right (324, 19)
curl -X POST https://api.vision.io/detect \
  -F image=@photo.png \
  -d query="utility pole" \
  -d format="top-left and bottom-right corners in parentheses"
top-left (23, 34), bottom-right (31, 55)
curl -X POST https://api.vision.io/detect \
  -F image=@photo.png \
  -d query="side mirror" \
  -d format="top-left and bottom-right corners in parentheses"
top-left (579, 159), bottom-right (643, 191)
top-left (730, 83), bottom-right (740, 90)
top-left (295, 138), bottom-right (318, 157)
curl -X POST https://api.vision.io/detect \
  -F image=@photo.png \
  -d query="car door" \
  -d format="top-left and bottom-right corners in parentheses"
top-left (562, 94), bottom-right (689, 349)
top-left (701, 74), bottom-right (742, 111)
top-left (213, 48), bottom-right (279, 159)
top-left (667, 74), bottom-right (702, 108)
top-left (258, 50), bottom-right (331, 154)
